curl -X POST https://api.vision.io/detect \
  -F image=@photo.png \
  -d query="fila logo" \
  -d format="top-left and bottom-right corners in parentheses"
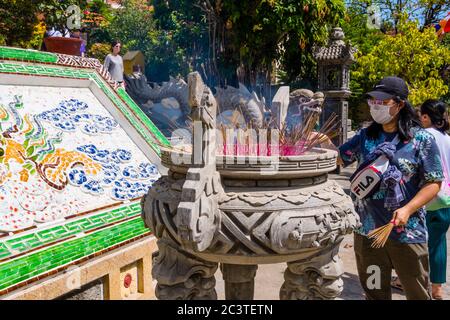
top-left (353, 175), bottom-right (376, 196)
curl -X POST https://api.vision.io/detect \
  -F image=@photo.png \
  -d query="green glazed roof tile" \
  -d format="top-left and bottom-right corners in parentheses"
top-left (0, 47), bottom-right (58, 63)
top-left (0, 243), bottom-right (11, 259)
top-left (0, 217), bottom-right (150, 291)
top-left (0, 203), bottom-right (142, 261)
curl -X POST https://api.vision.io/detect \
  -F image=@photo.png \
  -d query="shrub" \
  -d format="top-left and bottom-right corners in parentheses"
top-left (353, 16), bottom-right (450, 107)
top-left (88, 42), bottom-right (111, 63)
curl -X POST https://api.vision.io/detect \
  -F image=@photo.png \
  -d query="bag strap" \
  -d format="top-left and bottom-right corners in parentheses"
top-left (351, 134), bottom-right (400, 182)
top-left (391, 135), bottom-right (400, 146)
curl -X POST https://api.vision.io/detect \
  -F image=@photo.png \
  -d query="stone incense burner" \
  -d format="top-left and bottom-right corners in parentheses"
top-left (141, 72), bottom-right (358, 300)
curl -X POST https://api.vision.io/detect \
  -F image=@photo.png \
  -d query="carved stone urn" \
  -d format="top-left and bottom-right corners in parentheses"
top-left (141, 72), bottom-right (359, 300)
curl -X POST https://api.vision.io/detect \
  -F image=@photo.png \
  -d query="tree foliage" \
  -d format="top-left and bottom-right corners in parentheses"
top-left (150, 0), bottom-right (346, 87)
top-left (352, 15), bottom-right (450, 106)
top-left (38, 0), bottom-right (88, 34)
top-left (107, 0), bottom-right (156, 51)
top-left (0, 0), bottom-right (90, 47)
top-left (341, 2), bottom-right (386, 125)
top-left (150, 0), bottom-right (209, 82)
top-left (87, 42), bottom-right (111, 63)
top-left (345, 0), bottom-right (450, 30)
top-left (1, 0), bottom-right (347, 89)
top-left (218, 0), bottom-right (346, 86)
top-left (343, 1), bottom-right (450, 126)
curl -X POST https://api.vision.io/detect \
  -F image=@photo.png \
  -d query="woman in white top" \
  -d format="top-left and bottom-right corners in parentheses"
top-left (104, 40), bottom-right (124, 85)
top-left (420, 99), bottom-right (450, 299)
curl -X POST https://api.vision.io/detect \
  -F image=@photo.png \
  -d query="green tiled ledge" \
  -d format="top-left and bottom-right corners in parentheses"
top-left (0, 47), bottom-right (162, 294)
top-left (0, 202), bottom-right (142, 261)
top-left (89, 71), bottom-right (170, 149)
top-left (0, 47), bottom-right (58, 63)
top-left (0, 217), bottom-right (151, 292)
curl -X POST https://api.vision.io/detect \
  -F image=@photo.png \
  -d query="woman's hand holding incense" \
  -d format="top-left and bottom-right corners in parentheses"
top-left (392, 206), bottom-right (414, 226)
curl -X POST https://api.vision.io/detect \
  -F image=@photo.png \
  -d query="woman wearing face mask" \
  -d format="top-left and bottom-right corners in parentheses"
top-left (419, 100), bottom-right (450, 300)
top-left (338, 76), bottom-right (443, 300)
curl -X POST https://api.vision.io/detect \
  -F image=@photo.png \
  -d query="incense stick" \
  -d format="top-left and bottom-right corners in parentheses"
top-left (367, 220), bottom-right (395, 248)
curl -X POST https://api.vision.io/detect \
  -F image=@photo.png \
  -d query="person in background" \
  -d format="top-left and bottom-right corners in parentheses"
top-left (131, 64), bottom-right (143, 78)
top-left (104, 40), bottom-right (124, 87)
top-left (45, 26), bottom-right (70, 38)
top-left (70, 29), bottom-right (86, 57)
top-left (419, 99), bottom-right (450, 300)
top-left (42, 26), bottom-right (70, 52)
top-left (338, 76), bottom-right (443, 300)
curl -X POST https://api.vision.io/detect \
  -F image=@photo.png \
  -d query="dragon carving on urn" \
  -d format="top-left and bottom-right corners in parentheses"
top-left (176, 72), bottom-right (222, 252)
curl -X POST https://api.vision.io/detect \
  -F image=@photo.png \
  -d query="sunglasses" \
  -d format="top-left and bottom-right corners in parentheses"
top-left (367, 99), bottom-right (394, 106)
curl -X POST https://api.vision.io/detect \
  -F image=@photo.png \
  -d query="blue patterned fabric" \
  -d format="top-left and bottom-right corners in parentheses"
top-left (352, 139), bottom-right (405, 211)
top-left (380, 165), bottom-right (405, 211)
top-left (340, 127), bottom-right (444, 243)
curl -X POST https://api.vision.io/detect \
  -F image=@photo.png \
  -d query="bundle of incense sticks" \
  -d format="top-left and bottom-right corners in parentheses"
top-left (278, 112), bottom-right (341, 155)
top-left (302, 113), bottom-right (340, 152)
top-left (367, 220), bottom-right (395, 248)
top-left (150, 103), bottom-right (341, 157)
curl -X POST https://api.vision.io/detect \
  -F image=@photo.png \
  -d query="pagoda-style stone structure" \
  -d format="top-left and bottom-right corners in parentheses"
top-left (314, 27), bottom-right (357, 146)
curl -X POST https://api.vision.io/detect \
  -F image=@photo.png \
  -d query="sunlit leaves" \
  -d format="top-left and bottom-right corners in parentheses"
top-left (353, 15), bottom-right (450, 106)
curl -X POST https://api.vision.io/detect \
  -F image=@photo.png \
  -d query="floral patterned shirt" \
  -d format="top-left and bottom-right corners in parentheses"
top-left (339, 127), bottom-right (444, 243)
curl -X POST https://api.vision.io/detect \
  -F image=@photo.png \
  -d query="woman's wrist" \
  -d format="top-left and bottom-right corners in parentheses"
top-left (402, 203), bottom-right (417, 216)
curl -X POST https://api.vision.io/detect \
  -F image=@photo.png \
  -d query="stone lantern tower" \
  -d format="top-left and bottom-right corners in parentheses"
top-left (313, 27), bottom-right (357, 146)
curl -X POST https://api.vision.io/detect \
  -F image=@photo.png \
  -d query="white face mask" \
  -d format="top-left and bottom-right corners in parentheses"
top-left (368, 100), bottom-right (398, 124)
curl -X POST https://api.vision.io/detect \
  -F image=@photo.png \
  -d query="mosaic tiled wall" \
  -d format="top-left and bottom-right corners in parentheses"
top-left (0, 46), bottom-right (168, 296)
top-left (0, 85), bottom-right (160, 230)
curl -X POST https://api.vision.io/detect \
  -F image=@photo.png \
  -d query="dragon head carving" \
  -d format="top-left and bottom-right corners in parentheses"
top-left (285, 89), bottom-right (325, 129)
top-left (176, 72), bottom-right (222, 252)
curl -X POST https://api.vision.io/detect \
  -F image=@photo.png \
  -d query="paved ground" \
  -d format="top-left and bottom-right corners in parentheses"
top-left (214, 167), bottom-right (450, 300)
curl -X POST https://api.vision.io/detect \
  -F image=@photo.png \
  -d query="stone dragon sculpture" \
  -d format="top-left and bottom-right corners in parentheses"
top-left (126, 73), bottom-right (328, 134)
top-left (175, 72), bottom-right (223, 252)
top-left (125, 74), bottom-right (267, 129)
top-left (214, 84), bottom-right (267, 127)
top-left (140, 73), bottom-right (359, 300)
top-left (285, 89), bottom-right (325, 128)
top-left (125, 74), bottom-right (190, 114)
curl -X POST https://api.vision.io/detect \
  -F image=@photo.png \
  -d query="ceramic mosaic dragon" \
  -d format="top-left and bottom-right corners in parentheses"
top-left (0, 95), bottom-right (159, 232)
top-left (0, 96), bottom-right (103, 190)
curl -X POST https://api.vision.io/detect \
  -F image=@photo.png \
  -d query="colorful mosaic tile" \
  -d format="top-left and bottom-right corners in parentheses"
top-left (0, 61), bottom-right (167, 152)
top-left (0, 89), bottom-right (159, 232)
top-left (0, 202), bottom-right (141, 261)
top-left (0, 217), bottom-right (151, 292)
top-left (0, 46), bottom-right (168, 149)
